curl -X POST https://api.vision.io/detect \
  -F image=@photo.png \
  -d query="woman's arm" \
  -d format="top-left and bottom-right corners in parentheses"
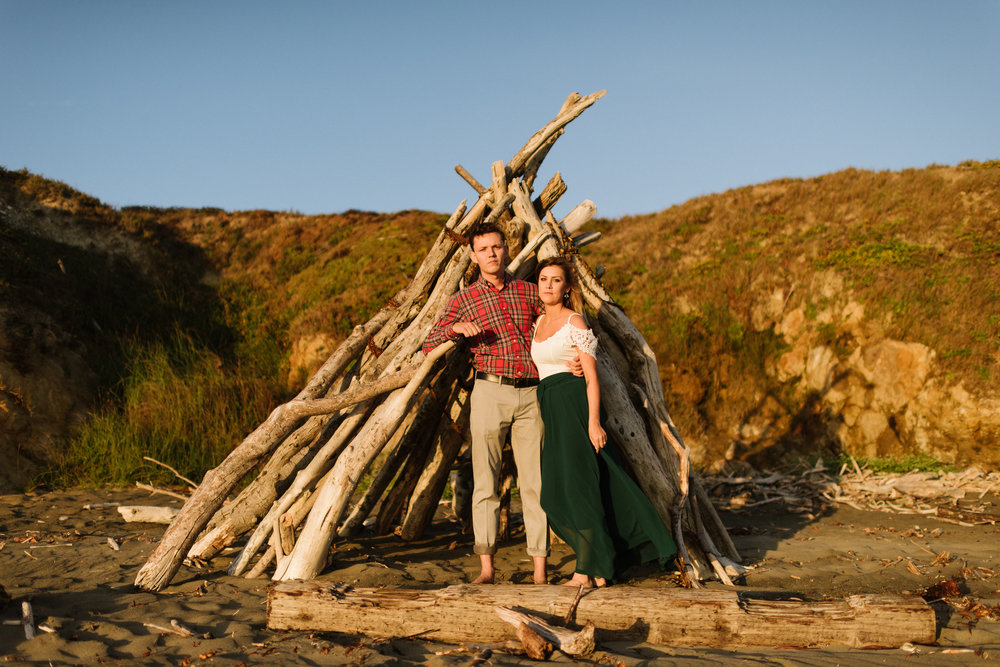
top-left (569, 314), bottom-right (607, 451)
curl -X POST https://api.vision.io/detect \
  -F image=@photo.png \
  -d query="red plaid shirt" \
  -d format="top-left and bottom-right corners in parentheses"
top-left (422, 273), bottom-right (542, 379)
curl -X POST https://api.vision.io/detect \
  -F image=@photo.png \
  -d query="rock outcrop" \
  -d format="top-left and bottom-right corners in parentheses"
top-left (742, 271), bottom-right (1000, 468)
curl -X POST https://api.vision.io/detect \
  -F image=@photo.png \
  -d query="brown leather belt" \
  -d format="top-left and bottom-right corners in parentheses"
top-left (475, 371), bottom-right (538, 388)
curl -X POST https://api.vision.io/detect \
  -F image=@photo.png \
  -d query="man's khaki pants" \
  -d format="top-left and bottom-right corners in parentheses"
top-left (469, 378), bottom-right (549, 558)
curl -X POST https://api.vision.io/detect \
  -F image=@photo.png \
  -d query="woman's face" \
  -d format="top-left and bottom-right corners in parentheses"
top-left (538, 265), bottom-right (570, 306)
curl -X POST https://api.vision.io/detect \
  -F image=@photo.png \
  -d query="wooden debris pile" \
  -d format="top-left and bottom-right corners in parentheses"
top-left (706, 459), bottom-right (1000, 522)
top-left (921, 578), bottom-right (1000, 633)
top-left (831, 464), bottom-right (999, 517)
top-left (703, 459), bottom-right (836, 518)
top-left (133, 91), bottom-right (741, 592)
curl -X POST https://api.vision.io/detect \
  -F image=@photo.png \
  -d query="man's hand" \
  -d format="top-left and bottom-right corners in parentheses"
top-left (565, 353), bottom-right (584, 377)
top-left (452, 321), bottom-right (484, 338)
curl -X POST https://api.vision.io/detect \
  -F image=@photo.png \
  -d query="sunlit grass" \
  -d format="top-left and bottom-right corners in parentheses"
top-left (837, 453), bottom-right (956, 474)
top-left (49, 331), bottom-right (279, 487)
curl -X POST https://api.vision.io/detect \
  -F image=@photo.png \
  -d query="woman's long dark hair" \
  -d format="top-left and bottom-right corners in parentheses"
top-left (536, 256), bottom-right (585, 314)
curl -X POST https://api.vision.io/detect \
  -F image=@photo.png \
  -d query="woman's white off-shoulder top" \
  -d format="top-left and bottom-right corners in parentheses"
top-left (530, 313), bottom-right (599, 380)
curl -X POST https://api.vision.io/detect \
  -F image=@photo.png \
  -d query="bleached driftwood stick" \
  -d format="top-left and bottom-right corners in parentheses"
top-left (143, 619), bottom-right (210, 639)
top-left (21, 601), bottom-right (35, 640)
top-left (454, 164), bottom-right (487, 195)
top-left (143, 456), bottom-right (198, 490)
top-left (337, 400), bottom-right (427, 537)
top-left (559, 200), bottom-right (596, 235)
top-left (118, 506), bottom-right (180, 524)
top-left (633, 384), bottom-right (699, 586)
top-left (505, 90), bottom-right (606, 177)
top-left (136, 482), bottom-right (188, 501)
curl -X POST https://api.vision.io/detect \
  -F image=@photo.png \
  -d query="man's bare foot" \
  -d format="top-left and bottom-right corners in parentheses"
top-left (472, 571), bottom-right (495, 584)
top-left (594, 577), bottom-right (607, 588)
top-left (532, 556), bottom-right (547, 585)
top-left (472, 554), bottom-right (495, 584)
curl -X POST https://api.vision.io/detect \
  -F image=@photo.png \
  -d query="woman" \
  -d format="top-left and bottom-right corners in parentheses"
top-left (531, 257), bottom-right (677, 587)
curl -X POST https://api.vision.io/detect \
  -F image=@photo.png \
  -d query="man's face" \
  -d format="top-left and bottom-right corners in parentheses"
top-left (469, 232), bottom-right (509, 276)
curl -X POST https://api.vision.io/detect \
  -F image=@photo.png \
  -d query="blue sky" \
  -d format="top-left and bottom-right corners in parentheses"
top-left (2, 1), bottom-right (998, 220)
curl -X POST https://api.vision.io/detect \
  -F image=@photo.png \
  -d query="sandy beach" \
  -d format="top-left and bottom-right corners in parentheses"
top-left (1, 484), bottom-right (998, 665)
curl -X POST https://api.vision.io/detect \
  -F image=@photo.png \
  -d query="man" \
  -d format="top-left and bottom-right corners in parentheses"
top-left (423, 222), bottom-right (556, 584)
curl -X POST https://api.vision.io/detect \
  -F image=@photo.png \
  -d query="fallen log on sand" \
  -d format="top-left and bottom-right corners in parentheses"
top-left (267, 581), bottom-right (936, 649)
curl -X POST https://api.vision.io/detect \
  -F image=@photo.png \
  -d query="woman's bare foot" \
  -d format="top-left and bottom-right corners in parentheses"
top-left (562, 573), bottom-right (593, 588)
top-left (593, 577), bottom-right (607, 588)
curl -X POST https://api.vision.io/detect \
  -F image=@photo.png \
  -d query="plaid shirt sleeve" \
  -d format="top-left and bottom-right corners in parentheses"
top-left (422, 276), bottom-right (541, 379)
top-left (421, 291), bottom-right (466, 354)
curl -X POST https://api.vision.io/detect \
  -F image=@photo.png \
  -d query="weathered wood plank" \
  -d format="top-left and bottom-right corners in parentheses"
top-left (267, 582), bottom-right (936, 649)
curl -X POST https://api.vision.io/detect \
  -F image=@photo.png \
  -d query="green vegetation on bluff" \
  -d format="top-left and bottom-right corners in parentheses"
top-left (2, 160), bottom-right (998, 489)
top-left (0, 166), bottom-right (442, 488)
top-left (580, 161), bottom-right (1000, 464)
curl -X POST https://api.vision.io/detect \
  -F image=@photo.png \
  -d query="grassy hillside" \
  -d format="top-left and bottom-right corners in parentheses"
top-left (580, 161), bottom-right (1000, 465)
top-left (2, 161), bottom-right (997, 489)
top-left (0, 167), bottom-right (442, 488)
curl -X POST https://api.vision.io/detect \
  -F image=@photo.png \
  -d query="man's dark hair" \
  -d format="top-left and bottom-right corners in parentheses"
top-left (466, 222), bottom-right (506, 248)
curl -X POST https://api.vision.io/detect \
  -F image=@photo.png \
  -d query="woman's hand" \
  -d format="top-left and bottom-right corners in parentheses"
top-left (589, 420), bottom-right (607, 452)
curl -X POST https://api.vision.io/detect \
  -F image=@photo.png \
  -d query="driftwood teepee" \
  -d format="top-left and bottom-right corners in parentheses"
top-left (134, 90), bottom-right (741, 592)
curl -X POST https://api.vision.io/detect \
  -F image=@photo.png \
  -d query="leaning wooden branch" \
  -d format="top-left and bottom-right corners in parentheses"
top-left (143, 456), bottom-right (198, 490)
top-left (506, 90), bottom-right (606, 178)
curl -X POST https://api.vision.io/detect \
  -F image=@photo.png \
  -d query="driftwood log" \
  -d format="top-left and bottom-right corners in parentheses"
top-left (134, 90), bottom-right (738, 592)
top-left (117, 506), bottom-right (179, 524)
top-left (267, 582), bottom-right (937, 649)
top-left (495, 606), bottom-right (595, 657)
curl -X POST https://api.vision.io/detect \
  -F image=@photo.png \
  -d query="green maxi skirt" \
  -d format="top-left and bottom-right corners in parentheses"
top-left (538, 373), bottom-right (677, 581)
